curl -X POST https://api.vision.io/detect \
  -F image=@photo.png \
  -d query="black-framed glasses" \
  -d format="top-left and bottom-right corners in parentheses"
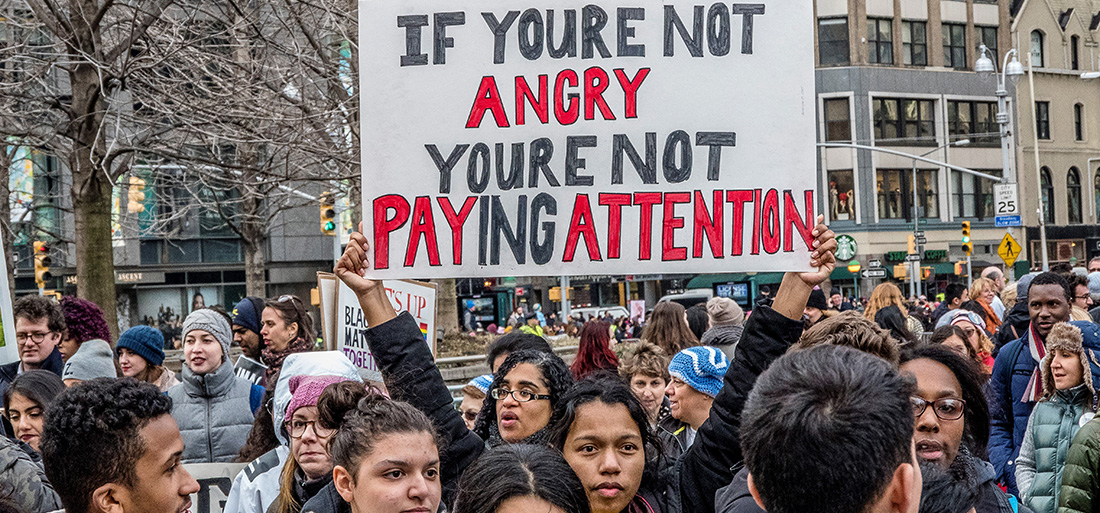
top-left (1075, 294), bottom-right (1092, 301)
top-left (15, 331), bottom-right (53, 343)
top-left (490, 387), bottom-right (551, 403)
top-left (285, 419), bottom-right (334, 439)
top-left (910, 397), bottom-right (966, 421)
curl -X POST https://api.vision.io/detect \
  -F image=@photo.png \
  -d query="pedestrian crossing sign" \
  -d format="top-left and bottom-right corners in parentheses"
top-left (998, 233), bottom-right (1022, 267)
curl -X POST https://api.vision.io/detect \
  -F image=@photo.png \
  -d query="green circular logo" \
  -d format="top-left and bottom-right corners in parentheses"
top-left (836, 234), bottom-right (858, 261)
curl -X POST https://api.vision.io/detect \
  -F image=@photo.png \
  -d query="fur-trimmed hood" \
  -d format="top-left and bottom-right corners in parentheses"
top-left (1040, 321), bottom-right (1100, 404)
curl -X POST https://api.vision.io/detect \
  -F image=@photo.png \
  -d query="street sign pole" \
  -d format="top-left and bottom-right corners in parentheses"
top-left (967, 254), bottom-right (972, 288)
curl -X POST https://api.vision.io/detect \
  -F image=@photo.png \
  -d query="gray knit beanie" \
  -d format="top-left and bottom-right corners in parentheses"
top-left (61, 339), bottom-right (118, 382)
top-left (182, 309), bottom-right (232, 362)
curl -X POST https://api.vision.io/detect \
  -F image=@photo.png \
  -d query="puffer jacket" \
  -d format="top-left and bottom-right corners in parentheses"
top-left (989, 331), bottom-right (1040, 495)
top-left (168, 360), bottom-right (259, 463)
top-left (1016, 385), bottom-right (1091, 513)
top-left (1059, 415), bottom-right (1100, 513)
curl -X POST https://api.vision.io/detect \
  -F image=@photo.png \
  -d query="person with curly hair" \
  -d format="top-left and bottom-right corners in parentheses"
top-left (39, 378), bottom-right (200, 513)
top-left (57, 296), bottom-right (112, 362)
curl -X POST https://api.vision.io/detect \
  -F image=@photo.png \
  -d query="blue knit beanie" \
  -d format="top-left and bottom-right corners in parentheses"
top-left (232, 297), bottom-right (265, 337)
top-left (469, 374), bottom-right (494, 395)
top-left (668, 346), bottom-right (729, 398)
top-left (116, 325), bottom-right (166, 367)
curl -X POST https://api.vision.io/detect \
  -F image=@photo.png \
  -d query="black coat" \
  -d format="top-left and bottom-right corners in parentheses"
top-left (991, 301), bottom-right (1029, 357)
top-left (299, 481), bottom-right (349, 513)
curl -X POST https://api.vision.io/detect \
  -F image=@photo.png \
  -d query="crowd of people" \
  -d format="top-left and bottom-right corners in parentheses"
top-left (8, 218), bottom-right (1100, 513)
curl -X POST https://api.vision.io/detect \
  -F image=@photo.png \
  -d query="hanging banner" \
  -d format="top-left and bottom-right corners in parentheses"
top-left (359, 0), bottom-right (817, 279)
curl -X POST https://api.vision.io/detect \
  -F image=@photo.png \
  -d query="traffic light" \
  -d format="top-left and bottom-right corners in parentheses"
top-left (961, 221), bottom-right (972, 256)
top-left (954, 261), bottom-right (965, 275)
top-left (127, 176), bottom-right (146, 213)
top-left (893, 264), bottom-right (908, 279)
top-left (922, 266), bottom-right (933, 280)
top-left (907, 234), bottom-right (916, 254)
top-left (33, 241), bottom-right (51, 288)
top-left (320, 191), bottom-right (336, 235)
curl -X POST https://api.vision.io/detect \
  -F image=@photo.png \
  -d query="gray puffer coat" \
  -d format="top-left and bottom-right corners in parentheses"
top-left (168, 359), bottom-right (257, 463)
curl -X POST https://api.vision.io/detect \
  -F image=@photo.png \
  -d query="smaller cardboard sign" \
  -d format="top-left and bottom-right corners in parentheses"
top-left (233, 355), bottom-right (267, 385)
top-left (183, 463), bottom-right (247, 513)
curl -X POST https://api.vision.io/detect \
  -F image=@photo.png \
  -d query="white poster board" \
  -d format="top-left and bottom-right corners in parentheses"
top-left (0, 235), bottom-right (16, 364)
top-left (331, 279), bottom-right (437, 381)
top-left (183, 463), bottom-right (247, 513)
top-left (359, 0), bottom-right (817, 279)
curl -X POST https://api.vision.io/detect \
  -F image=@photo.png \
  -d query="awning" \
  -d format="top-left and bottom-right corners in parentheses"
top-left (685, 272), bottom-right (785, 289)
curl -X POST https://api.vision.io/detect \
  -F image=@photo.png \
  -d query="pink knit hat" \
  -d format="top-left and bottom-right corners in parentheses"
top-left (285, 374), bottom-right (354, 419)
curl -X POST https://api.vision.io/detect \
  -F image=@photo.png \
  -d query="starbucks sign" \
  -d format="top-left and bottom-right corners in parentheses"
top-left (836, 235), bottom-right (858, 261)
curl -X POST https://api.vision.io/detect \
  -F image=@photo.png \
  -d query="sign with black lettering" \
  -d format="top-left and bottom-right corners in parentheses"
top-left (360, 0), bottom-right (816, 278)
top-left (184, 463), bottom-right (247, 513)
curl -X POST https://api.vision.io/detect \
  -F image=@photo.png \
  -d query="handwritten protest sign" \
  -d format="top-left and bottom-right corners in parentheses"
top-left (184, 463), bottom-right (246, 513)
top-left (0, 235), bottom-right (14, 364)
top-left (324, 277), bottom-right (437, 380)
top-left (360, 0), bottom-right (816, 279)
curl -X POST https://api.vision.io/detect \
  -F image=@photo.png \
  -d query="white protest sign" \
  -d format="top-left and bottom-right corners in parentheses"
top-left (0, 234), bottom-right (14, 364)
top-left (993, 183), bottom-right (1018, 216)
top-left (183, 463), bottom-right (247, 513)
top-left (360, 0), bottom-right (817, 279)
top-left (337, 279), bottom-right (437, 380)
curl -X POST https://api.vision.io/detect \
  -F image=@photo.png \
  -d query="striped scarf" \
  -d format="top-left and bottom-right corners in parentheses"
top-left (1022, 325), bottom-right (1047, 403)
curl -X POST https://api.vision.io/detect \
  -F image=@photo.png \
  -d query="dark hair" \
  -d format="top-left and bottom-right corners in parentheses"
top-left (473, 350), bottom-right (573, 441)
top-left (570, 321), bottom-right (619, 380)
top-left (685, 304), bottom-right (708, 342)
top-left (874, 305), bottom-right (918, 345)
top-left (12, 295), bottom-right (65, 334)
top-left (263, 296), bottom-right (316, 343)
top-left (918, 462), bottom-right (980, 513)
top-left (900, 344), bottom-right (990, 459)
top-left (641, 302), bottom-right (699, 356)
top-left (41, 378), bottom-right (173, 513)
top-left (741, 345), bottom-right (915, 513)
top-left (944, 284), bottom-right (967, 304)
top-left (235, 385), bottom-right (279, 463)
top-left (485, 333), bottom-right (553, 371)
top-left (548, 376), bottom-right (662, 490)
top-left (320, 381), bottom-right (439, 479)
top-left (1029, 272), bottom-right (1072, 302)
top-left (3, 370), bottom-right (65, 417)
top-left (452, 445), bottom-right (591, 513)
top-left (59, 297), bottom-right (111, 344)
top-left (1069, 274), bottom-right (1089, 294)
top-left (928, 326), bottom-right (978, 361)
top-left (794, 311), bottom-right (899, 365)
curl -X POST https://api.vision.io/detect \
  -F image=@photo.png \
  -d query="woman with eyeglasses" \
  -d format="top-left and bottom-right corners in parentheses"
top-left (1015, 322), bottom-right (1098, 513)
top-left (899, 344), bottom-right (1022, 513)
top-left (261, 295), bottom-right (317, 383)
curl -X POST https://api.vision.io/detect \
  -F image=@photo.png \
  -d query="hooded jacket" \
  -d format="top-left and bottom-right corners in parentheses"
top-left (225, 352), bottom-right (362, 513)
top-left (167, 358), bottom-right (260, 463)
top-left (1059, 415), bottom-right (1100, 513)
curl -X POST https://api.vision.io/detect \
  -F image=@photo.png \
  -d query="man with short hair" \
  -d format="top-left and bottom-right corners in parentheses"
top-left (0, 295), bottom-right (66, 397)
top-left (1088, 256), bottom-right (1100, 274)
top-left (40, 378), bottom-right (200, 513)
top-left (981, 266), bottom-right (1007, 319)
top-left (829, 288), bottom-right (855, 312)
top-left (989, 272), bottom-right (1073, 495)
top-left (930, 283), bottom-right (968, 326)
top-left (741, 344), bottom-right (921, 513)
top-left (231, 296), bottom-right (266, 361)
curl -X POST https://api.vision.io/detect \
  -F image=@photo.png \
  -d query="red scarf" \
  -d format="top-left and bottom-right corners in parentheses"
top-left (262, 336), bottom-right (314, 382)
top-left (1022, 324), bottom-right (1046, 403)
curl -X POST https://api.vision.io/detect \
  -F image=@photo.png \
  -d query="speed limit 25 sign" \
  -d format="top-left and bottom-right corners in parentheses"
top-left (994, 184), bottom-right (1018, 216)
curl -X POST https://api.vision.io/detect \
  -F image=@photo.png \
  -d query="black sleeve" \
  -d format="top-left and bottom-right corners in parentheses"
top-left (677, 306), bottom-right (803, 512)
top-left (365, 312), bottom-right (485, 505)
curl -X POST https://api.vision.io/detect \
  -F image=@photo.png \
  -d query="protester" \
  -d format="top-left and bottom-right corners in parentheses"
top-left (57, 296), bottom-right (112, 362)
top-left (685, 303), bottom-right (709, 342)
top-left (802, 288), bottom-right (834, 328)
top-left (989, 272), bottom-right (1073, 495)
top-left (1015, 321), bottom-right (1100, 513)
top-left (40, 378), bottom-right (201, 513)
top-left (866, 282), bottom-right (924, 335)
top-left (571, 321), bottom-right (618, 380)
top-left (260, 295), bottom-right (315, 383)
top-left (831, 287), bottom-right (856, 311)
top-left (459, 375), bottom-right (492, 431)
top-left (944, 310), bottom-right (995, 375)
top-left (3, 370), bottom-right (64, 454)
top-left (232, 296), bottom-right (268, 362)
top-left (226, 351), bottom-right (362, 513)
top-left (641, 301), bottom-right (699, 356)
top-left (740, 345), bottom-right (921, 513)
top-left (0, 435), bottom-right (61, 513)
top-left (616, 342), bottom-right (670, 427)
top-left (900, 344), bottom-right (1023, 513)
top-left (116, 325), bottom-right (179, 391)
top-left (1068, 274), bottom-right (1094, 322)
top-left (0, 296), bottom-right (66, 398)
top-left (451, 445), bottom-right (590, 513)
top-left (876, 305), bottom-right (920, 345)
top-left (270, 375), bottom-right (357, 513)
top-left (168, 308), bottom-right (264, 463)
top-left (473, 350), bottom-right (573, 446)
top-left (968, 278), bottom-right (1003, 333)
top-left (61, 338), bottom-right (118, 386)
top-left (484, 332), bottom-right (553, 373)
top-left (982, 266), bottom-right (1008, 320)
top-left (701, 297), bottom-right (744, 361)
top-left (931, 284), bottom-right (969, 326)
top-left (928, 325), bottom-right (979, 363)
top-left (1060, 409), bottom-right (1100, 513)
top-left (518, 312), bottom-right (545, 337)
top-left (660, 345), bottom-right (729, 464)
top-left (301, 381), bottom-right (442, 513)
